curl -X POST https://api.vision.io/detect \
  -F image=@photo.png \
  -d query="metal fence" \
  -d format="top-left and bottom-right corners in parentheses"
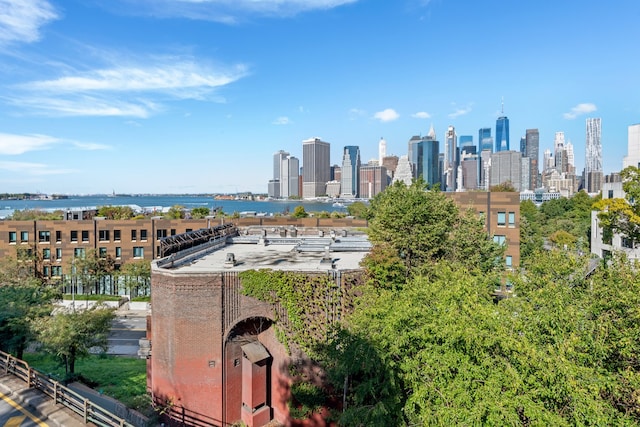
top-left (0, 350), bottom-right (145, 427)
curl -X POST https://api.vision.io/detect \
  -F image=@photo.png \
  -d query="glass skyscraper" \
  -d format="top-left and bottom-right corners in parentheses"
top-left (478, 128), bottom-right (493, 152)
top-left (496, 116), bottom-right (510, 152)
top-left (341, 145), bottom-right (360, 198)
top-left (416, 137), bottom-right (440, 188)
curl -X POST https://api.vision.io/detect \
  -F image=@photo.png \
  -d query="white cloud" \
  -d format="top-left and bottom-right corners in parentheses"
top-left (111, 0), bottom-right (358, 22)
top-left (563, 103), bottom-right (597, 119)
top-left (412, 111), bottom-right (431, 119)
top-left (272, 116), bottom-right (291, 125)
top-left (448, 107), bottom-right (472, 119)
top-left (0, 0), bottom-right (58, 46)
top-left (71, 141), bottom-right (111, 151)
top-left (10, 58), bottom-right (247, 117)
top-left (0, 132), bottom-right (59, 154)
top-left (0, 161), bottom-right (75, 175)
top-left (373, 108), bottom-right (399, 123)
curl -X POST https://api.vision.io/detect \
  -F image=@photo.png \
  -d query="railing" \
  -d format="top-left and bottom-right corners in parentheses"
top-left (0, 350), bottom-right (141, 427)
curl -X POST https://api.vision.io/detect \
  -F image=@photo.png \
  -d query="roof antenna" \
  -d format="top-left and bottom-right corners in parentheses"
top-left (501, 97), bottom-right (504, 115)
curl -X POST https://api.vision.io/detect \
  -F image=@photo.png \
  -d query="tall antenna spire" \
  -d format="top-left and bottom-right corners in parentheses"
top-left (501, 96), bottom-right (504, 115)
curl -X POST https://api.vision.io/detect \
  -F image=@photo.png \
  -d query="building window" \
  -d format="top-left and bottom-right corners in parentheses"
top-left (56, 248), bottom-right (62, 260)
top-left (131, 230), bottom-right (137, 241)
top-left (608, 190), bottom-right (614, 199)
top-left (56, 230), bottom-right (62, 243)
top-left (171, 229), bottom-right (176, 236)
top-left (71, 230), bottom-right (78, 243)
top-left (508, 212), bottom-right (515, 227)
top-left (43, 266), bottom-right (50, 277)
top-left (8, 231), bottom-right (16, 243)
top-left (38, 230), bottom-right (51, 243)
top-left (186, 229), bottom-right (192, 233)
top-left (140, 229), bottom-right (148, 241)
top-left (493, 235), bottom-right (506, 246)
top-left (20, 231), bottom-right (29, 242)
top-left (82, 230), bottom-right (89, 242)
top-left (99, 230), bottom-right (110, 242)
top-left (505, 255), bottom-right (513, 267)
top-left (115, 247), bottom-right (122, 259)
top-left (622, 237), bottom-right (636, 249)
top-left (497, 212), bottom-right (506, 226)
top-left (74, 248), bottom-right (86, 259)
top-left (157, 229), bottom-right (167, 240)
top-left (99, 247), bottom-right (108, 258)
top-left (52, 266), bottom-right (62, 277)
top-left (133, 247), bottom-right (144, 258)
top-left (17, 247), bottom-right (32, 260)
top-left (43, 248), bottom-right (51, 260)
top-left (114, 229), bottom-right (121, 241)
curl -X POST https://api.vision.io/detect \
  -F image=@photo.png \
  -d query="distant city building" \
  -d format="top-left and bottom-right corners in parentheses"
top-left (459, 135), bottom-right (474, 155)
top-left (490, 151), bottom-right (522, 190)
top-left (524, 129), bottom-right (540, 189)
top-left (408, 134), bottom-right (422, 178)
top-left (623, 123), bottom-right (640, 169)
top-left (325, 180), bottom-right (341, 198)
top-left (359, 164), bottom-right (387, 198)
top-left (378, 137), bottom-right (386, 166)
top-left (479, 127), bottom-right (493, 153)
top-left (302, 137), bottom-right (330, 198)
top-left (444, 125), bottom-right (458, 191)
top-left (585, 117), bottom-right (603, 193)
top-left (393, 155), bottom-right (413, 186)
top-left (280, 156), bottom-right (299, 198)
top-left (460, 152), bottom-right (479, 190)
top-left (268, 150), bottom-right (290, 198)
top-left (382, 155), bottom-right (399, 180)
top-left (554, 132), bottom-right (565, 172)
top-left (565, 140), bottom-right (575, 173)
top-left (496, 114), bottom-right (510, 152)
top-left (544, 148), bottom-right (554, 172)
top-left (340, 146), bottom-right (360, 198)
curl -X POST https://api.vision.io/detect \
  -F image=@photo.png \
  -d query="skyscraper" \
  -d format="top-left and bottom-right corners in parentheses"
top-left (416, 136), bottom-right (440, 188)
top-left (280, 155), bottom-right (299, 198)
top-left (525, 129), bottom-right (539, 189)
top-left (444, 125), bottom-right (457, 191)
top-left (496, 115), bottom-right (510, 152)
top-left (585, 118), bottom-right (603, 193)
top-left (341, 146), bottom-right (360, 198)
top-left (624, 124), bottom-right (640, 169)
top-left (378, 138), bottom-right (386, 166)
top-left (479, 128), bottom-right (493, 152)
top-left (302, 137), bottom-right (330, 198)
top-left (554, 132), bottom-right (565, 172)
top-left (268, 150), bottom-right (289, 198)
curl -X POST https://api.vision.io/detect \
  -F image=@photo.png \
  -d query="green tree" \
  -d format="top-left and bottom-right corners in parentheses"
top-left (165, 205), bottom-right (186, 219)
top-left (33, 306), bottom-right (115, 374)
top-left (595, 166), bottom-right (640, 242)
top-left (119, 259), bottom-right (151, 297)
top-left (71, 249), bottom-right (116, 294)
top-left (489, 181), bottom-right (517, 192)
top-left (190, 206), bottom-right (210, 219)
top-left (292, 205), bottom-right (308, 218)
top-left (346, 201), bottom-right (369, 219)
top-left (9, 209), bottom-right (64, 220)
top-left (97, 205), bottom-right (135, 220)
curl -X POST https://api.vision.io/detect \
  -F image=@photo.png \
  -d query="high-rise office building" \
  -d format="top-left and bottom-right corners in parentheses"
top-left (382, 155), bottom-right (399, 179)
top-left (490, 151), bottom-right (522, 191)
top-left (268, 150), bottom-right (290, 198)
top-left (359, 164), bottom-right (387, 198)
top-left (496, 115), bottom-right (510, 152)
top-left (302, 137), bottom-right (330, 198)
top-left (624, 124), bottom-right (640, 169)
top-left (524, 129), bottom-right (540, 189)
top-left (341, 146), bottom-right (360, 198)
top-left (459, 135), bottom-right (475, 155)
top-left (280, 155), bottom-right (300, 198)
top-left (479, 128), bottom-right (493, 153)
top-left (554, 132), bottom-right (565, 172)
top-left (416, 136), bottom-right (440, 188)
top-left (444, 125), bottom-right (458, 191)
top-left (584, 118), bottom-right (603, 193)
top-left (378, 138), bottom-right (386, 166)
top-left (393, 155), bottom-right (413, 186)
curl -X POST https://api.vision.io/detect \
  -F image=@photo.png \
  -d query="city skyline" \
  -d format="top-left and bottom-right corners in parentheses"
top-left (1, 0), bottom-right (639, 194)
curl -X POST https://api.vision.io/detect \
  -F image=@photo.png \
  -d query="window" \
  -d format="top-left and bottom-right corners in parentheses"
top-left (497, 212), bottom-right (506, 226)
top-left (20, 231), bottom-right (29, 242)
top-left (43, 266), bottom-right (50, 277)
top-left (608, 190), bottom-right (614, 199)
top-left (99, 247), bottom-right (107, 258)
top-left (133, 247), bottom-right (144, 258)
top-left (71, 230), bottom-right (78, 242)
top-left (115, 247), bottom-right (122, 258)
top-left (99, 230), bottom-right (110, 242)
top-left (56, 248), bottom-right (62, 260)
top-left (508, 212), bottom-right (515, 227)
top-left (622, 237), bottom-right (636, 249)
top-left (186, 229), bottom-right (192, 233)
top-left (140, 229), bottom-right (148, 241)
top-left (114, 229), bottom-right (121, 241)
top-left (56, 230), bottom-right (62, 243)
top-left (39, 230), bottom-right (51, 243)
top-left (157, 229), bottom-right (167, 239)
top-left (8, 231), bottom-right (16, 243)
top-left (17, 248), bottom-right (32, 259)
top-left (43, 248), bottom-right (51, 260)
top-left (131, 230), bottom-right (137, 241)
top-left (493, 235), bottom-right (506, 246)
top-left (171, 229), bottom-right (176, 236)
top-left (52, 266), bottom-right (62, 277)
top-left (74, 248), bottom-right (86, 258)
top-left (505, 255), bottom-right (513, 267)
top-left (81, 230), bottom-right (89, 242)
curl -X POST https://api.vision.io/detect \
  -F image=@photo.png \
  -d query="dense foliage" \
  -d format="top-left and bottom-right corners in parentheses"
top-left (595, 166), bottom-right (640, 242)
top-left (9, 209), bottom-right (64, 220)
top-left (97, 205), bottom-right (135, 219)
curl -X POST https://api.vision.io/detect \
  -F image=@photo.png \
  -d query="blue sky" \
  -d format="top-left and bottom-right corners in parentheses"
top-left (1, 0), bottom-right (639, 194)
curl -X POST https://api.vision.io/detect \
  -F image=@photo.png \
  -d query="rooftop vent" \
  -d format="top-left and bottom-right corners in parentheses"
top-left (224, 252), bottom-right (237, 267)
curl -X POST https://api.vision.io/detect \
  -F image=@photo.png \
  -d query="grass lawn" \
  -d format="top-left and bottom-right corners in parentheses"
top-left (23, 353), bottom-right (149, 411)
